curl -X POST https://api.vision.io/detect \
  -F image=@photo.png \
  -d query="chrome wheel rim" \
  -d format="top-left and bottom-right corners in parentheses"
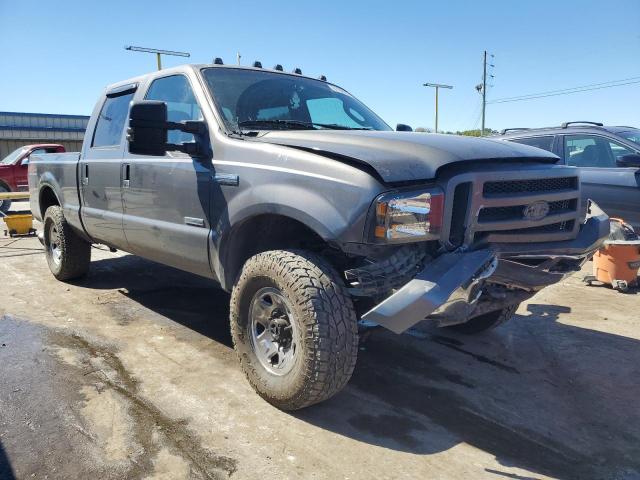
top-left (249, 287), bottom-right (298, 376)
top-left (48, 223), bottom-right (62, 266)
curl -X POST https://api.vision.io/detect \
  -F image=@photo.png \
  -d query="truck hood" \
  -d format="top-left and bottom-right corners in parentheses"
top-left (257, 130), bottom-right (559, 183)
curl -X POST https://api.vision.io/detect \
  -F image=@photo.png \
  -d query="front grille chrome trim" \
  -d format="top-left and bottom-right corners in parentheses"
top-left (439, 166), bottom-right (582, 249)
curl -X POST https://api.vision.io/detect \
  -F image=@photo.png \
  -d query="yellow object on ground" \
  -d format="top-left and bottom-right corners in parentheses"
top-left (3, 213), bottom-right (34, 236)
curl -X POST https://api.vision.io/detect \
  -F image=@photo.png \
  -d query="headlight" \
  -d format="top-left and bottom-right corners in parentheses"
top-left (374, 188), bottom-right (444, 242)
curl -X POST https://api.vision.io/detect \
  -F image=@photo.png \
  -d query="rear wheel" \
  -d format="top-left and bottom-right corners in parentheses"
top-left (0, 184), bottom-right (11, 214)
top-left (230, 250), bottom-right (358, 410)
top-left (43, 206), bottom-right (91, 281)
top-left (446, 303), bottom-right (520, 334)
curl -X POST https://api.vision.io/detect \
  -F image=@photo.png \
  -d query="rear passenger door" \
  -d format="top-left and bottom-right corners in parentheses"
top-left (563, 134), bottom-right (640, 226)
top-left (122, 74), bottom-right (212, 278)
top-left (79, 85), bottom-right (135, 248)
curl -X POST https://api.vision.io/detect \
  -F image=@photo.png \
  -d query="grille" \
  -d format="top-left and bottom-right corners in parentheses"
top-left (483, 177), bottom-right (578, 196)
top-left (449, 182), bottom-right (471, 246)
top-left (444, 170), bottom-right (581, 246)
top-left (478, 199), bottom-right (577, 223)
top-left (475, 221), bottom-right (575, 242)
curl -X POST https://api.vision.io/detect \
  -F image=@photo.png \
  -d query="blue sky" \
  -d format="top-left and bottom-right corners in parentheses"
top-left (1, 0), bottom-right (638, 131)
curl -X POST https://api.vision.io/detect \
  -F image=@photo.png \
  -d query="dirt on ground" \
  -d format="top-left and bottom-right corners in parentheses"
top-left (1, 214), bottom-right (639, 479)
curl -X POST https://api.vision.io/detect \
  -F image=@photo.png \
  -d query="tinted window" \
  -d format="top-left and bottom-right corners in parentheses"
top-left (92, 93), bottom-right (134, 147)
top-left (608, 140), bottom-right (635, 162)
top-left (616, 129), bottom-right (640, 147)
top-left (145, 75), bottom-right (202, 144)
top-left (509, 136), bottom-right (554, 152)
top-left (564, 135), bottom-right (633, 168)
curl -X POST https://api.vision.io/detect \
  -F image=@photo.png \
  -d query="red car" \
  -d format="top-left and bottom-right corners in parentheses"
top-left (0, 144), bottom-right (65, 213)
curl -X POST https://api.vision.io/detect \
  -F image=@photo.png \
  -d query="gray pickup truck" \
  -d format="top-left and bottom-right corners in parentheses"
top-left (29, 63), bottom-right (609, 410)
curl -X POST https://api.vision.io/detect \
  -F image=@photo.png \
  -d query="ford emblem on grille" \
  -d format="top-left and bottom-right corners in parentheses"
top-left (523, 201), bottom-right (550, 221)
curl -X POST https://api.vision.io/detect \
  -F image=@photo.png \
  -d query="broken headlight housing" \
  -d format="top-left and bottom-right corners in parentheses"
top-left (373, 188), bottom-right (444, 243)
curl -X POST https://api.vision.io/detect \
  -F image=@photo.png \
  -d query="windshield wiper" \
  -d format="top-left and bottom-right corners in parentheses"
top-left (237, 119), bottom-right (371, 131)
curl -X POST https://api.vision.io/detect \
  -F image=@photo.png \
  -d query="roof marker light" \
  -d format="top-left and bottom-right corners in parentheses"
top-left (274, 64), bottom-right (283, 71)
top-left (318, 75), bottom-right (327, 81)
top-left (293, 68), bottom-right (302, 74)
top-left (213, 57), bottom-right (223, 65)
top-left (253, 61), bottom-right (262, 68)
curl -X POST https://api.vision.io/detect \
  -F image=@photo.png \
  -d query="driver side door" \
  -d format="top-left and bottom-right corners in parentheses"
top-left (122, 74), bottom-right (213, 278)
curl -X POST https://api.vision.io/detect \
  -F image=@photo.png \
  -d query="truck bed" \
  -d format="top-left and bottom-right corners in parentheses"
top-left (29, 152), bottom-right (81, 224)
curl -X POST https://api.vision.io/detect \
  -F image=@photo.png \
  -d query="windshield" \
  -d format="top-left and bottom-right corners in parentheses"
top-left (201, 68), bottom-right (391, 132)
top-left (617, 128), bottom-right (640, 147)
top-left (1, 147), bottom-right (27, 165)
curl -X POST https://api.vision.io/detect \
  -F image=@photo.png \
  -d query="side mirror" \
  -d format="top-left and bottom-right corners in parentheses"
top-left (396, 123), bottom-right (413, 132)
top-left (128, 100), bottom-right (209, 158)
top-left (616, 153), bottom-right (640, 168)
top-left (21, 156), bottom-right (30, 166)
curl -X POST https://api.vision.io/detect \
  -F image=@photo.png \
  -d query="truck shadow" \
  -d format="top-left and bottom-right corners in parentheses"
top-left (81, 255), bottom-right (640, 479)
top-left (0, 441), bottom-right (16, 480)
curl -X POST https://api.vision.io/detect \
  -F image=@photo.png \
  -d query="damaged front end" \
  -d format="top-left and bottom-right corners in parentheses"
top-left (349, 201), bottom-right (609, 334)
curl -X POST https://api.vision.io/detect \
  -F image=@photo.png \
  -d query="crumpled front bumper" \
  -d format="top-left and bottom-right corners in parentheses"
top-left (361, 208), bottom-right (609, 334)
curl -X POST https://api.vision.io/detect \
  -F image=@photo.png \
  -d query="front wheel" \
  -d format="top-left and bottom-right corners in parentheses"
top-left (230, 250), bottom-right (358, 410)
top-left (446, 303), bottom-right (520, 334)
top-left (43, 206), bottom-right (91, 281)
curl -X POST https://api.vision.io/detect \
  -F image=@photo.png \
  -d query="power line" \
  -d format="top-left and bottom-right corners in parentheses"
top-left (488, 76), bottom-right (640, 104)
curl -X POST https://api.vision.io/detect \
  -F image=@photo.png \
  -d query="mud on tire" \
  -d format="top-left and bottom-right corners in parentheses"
top-left (230, 249), bottom-right (358, 410)
top-left (43, 205), bottom-right (91, 281)
top-left (447, 303), bottom-right (520, 335)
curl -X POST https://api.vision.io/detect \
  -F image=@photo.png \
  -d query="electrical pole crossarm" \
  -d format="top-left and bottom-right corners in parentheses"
top-left (125, 45), bottom-right (190, 71)
top-left (423, 82), bottom-right (453, 134)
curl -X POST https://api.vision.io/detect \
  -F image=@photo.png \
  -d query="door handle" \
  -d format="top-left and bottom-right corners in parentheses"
top-left (82, 163), bottom-right (89, 186)
top-left (122, 163), bottom-right (130, 188)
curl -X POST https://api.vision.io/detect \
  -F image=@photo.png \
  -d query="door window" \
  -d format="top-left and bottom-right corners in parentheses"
top-left (564, 135), bottom-right (629, 168)
top-left (509, 136), bottom-right (554, 152)
top-left (145, 75), bottom-right (203, 145)
top-left (92, 92), bottom-right (135, 147)
top-left (608, 140), bottom-right (635, 163)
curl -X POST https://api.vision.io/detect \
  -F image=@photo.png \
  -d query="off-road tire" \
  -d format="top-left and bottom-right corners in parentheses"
top-left (0, 184), bottom-right (11, 214)
top-left (43, 205), bottom-right (91, 281)
top-left (447, 303), bottom-right (520, 334)
top-left (230, 249), bottom-right (358, 410)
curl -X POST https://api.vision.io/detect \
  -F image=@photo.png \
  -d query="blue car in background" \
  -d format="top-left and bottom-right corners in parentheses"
top-left (495, 122), bottom-right (640, 230)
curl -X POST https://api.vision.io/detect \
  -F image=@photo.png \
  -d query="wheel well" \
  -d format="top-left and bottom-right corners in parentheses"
top-left (39, 186), bottom-right (60, 218)
top-left (222, 214), bottom-right (338, 290)
top-left (0, 179), bottom-right (10, 191)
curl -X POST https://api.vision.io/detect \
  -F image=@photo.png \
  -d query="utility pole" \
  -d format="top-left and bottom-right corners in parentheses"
top-left (477, 50), bottom-right (495, 136)
top-left (423, 82), bottom-right (453, 133)
top-left (481, 50), bottom-right (487, 135)
top-left (124, 46), bottom-right (190, 71)
top-left (237, 52), bottom-right (241, 65)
